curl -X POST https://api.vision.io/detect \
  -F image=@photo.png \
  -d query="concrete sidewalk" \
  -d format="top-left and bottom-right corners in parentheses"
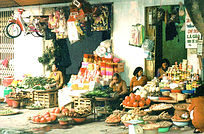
top-left (0, 103), bottom-right (198, 134)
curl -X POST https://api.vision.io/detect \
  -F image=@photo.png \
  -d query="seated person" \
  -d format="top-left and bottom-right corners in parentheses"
top-left (49, 64), bottom-right (64, 89)
top-left (109, 73), bottom-right (128, 98)
top-left (157, 58), bottom-right (170, 80)
top-left (130, 67), bottom-right (147, 92)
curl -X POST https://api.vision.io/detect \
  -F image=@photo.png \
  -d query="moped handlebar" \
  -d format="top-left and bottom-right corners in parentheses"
top-left (18, 9), bottom-right (25, 14)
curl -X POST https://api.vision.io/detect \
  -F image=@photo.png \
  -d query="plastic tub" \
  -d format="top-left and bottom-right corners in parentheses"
top-left (182, 90), bottom-right (194, 94)
top-left (158, 127), bottom-right (170, 133)
top-left (160, 89), bottom-right (171, 92)
top-left (171, 89), bottom-right (181, 93)
top-left (72, 117), bottom-right (86, 123)
top-left (173, 121), bottom-right (189, 127)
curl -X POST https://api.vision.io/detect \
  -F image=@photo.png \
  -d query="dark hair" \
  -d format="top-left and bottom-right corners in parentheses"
top-left (133, 67), bottom-right (143, 76)
top-left (161, 58), bottom-right (170, 67)
top-left (113, 73), bottom-right (121, 79)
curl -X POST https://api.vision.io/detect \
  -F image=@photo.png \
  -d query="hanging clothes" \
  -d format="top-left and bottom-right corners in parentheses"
top-left (129, 24), bottom-right (145, 47)
top-left (165, 21), bottom-right (178, 41)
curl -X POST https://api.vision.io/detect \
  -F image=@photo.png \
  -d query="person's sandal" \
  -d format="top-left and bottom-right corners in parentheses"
top-left (194, 129), bottom-right (202, 133)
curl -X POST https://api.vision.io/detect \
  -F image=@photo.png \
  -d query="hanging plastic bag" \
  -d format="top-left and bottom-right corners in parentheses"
top-left (48, 10), bottom-right (60, 30)
top-left (67, 21), bottom-right (80, 44)
top-left (142, 39), bottom-right (154, 52)
top-left (129, 24), bottom-right (145, 47)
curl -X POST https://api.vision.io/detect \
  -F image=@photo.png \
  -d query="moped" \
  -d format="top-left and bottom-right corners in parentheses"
top-left (5, 9), bottom-right (46, 38)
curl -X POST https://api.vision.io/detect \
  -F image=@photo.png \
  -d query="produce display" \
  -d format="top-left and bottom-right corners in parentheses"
top-left (158, 111), bottom-right (172, 120)
top-left (122, 93), bottom-right (151, 108)
top-left (171, 113), bottom-right (190, 122)
top-left (0, 108), bottom-right (19, 116)
top-left (17, 76), bottom-right (56, 90)
top-left (26, 102), bottom-right (44, 110)
top-left (121, 109), bottom-right (145, 122)
top-left (156, 121), bottom-right (172, 128)
top-left (149, 103), bottom-right (173, 111)
top-left (74, 105), bottom-right (92, 115)
top-left (32, 112), bottom-right (57, 123)
top-left (84, 87), bottom-right (114, 98)
top-left (142, 115), bottom-right (158, 121)
top-left (142, 124), bottom-right (160, 130)
top-left (52, 107), bottom-right (91, 118)
top-left (174, 103), bottom-right (189, 111)
top-left (105, 113), bottom-right (121, 123)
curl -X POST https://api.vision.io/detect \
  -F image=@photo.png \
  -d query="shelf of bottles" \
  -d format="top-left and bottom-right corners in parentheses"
top-left (166, 59), bottom-right (200, 90)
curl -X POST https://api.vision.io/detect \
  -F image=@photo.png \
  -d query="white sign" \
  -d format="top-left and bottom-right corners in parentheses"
top-left (185, 11), bottom-right (203, 48)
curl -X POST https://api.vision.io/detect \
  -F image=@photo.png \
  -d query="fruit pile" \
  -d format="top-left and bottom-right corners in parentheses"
top-left (51, 107), bottom-right (90, 118)
top-left (105, 114), bottom-right (121, 123)
top-left (32, 111), bottom-right (57, 123)
top-left (122, 93), bottom-right (151, 108)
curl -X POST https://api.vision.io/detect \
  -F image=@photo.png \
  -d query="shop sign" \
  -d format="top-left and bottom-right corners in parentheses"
top-left (185, 11), bottom-right (203, 48)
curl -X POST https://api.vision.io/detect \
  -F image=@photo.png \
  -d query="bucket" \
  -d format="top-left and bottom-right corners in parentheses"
top-left (5, 95), bottom-right (13, 107)
top-left (12, 100), bottom-right (20, 108)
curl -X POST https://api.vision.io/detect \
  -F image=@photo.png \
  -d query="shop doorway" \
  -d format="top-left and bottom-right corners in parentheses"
top-left (145, 5), bottom-right (187, 77)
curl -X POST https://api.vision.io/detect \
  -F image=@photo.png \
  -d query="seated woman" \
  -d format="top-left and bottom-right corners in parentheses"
top-left (157, 58), bottom-right (170, 80)
top-left (49, 64), bottom-right (64, 89)
top-left (130, 67), bottom-right (147, 92)
top-left (109, 73), bottom-right (128, 98)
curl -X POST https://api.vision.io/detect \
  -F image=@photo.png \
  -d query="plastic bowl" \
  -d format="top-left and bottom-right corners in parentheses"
top-left (58, 120), bottom-right (68, 125)
top-left (122, 121), bottom-right (131, 127)
top-left (171, 89), bottom-right (181, 93)
top-left (160, 89), bottom-right (171, 92)
top-left (158, 127), bottom-right (170, 133)
top-left (72, 117), bottom-right (86, 123)
top-left (182, 90), bottom-right (194, 94)
top-left (173, 121), bottom-right (189, 127)
top-left (159, 97), bottom-right (172, 100)
top-left (147, 96), bottom-right (159, 100)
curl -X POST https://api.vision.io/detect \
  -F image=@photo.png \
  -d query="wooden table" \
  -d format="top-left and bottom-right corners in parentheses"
top-left (92, 97), bottom-right (114, 120)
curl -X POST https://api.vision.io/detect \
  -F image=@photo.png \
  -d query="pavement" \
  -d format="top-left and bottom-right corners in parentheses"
top-left (0, 103), bottom-right (199, 134)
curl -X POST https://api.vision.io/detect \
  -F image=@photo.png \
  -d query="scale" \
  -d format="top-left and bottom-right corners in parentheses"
top-left (127, 120), bottom-right (144, 134)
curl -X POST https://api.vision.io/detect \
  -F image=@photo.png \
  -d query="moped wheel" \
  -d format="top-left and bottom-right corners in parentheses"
top-left (3, 27), bottom-right (12, 39)
top-left (35, 23), bottom-right (45, 37)
top-left (6, 22), bottom-right (22, 38)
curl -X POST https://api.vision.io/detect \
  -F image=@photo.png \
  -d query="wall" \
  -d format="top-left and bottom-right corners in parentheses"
top-left (1, 0), bottom-right (191, 84)
top-left (89, 0), bottom-right (184, 84)
top-left (14, 7), bottom-right (44, 79)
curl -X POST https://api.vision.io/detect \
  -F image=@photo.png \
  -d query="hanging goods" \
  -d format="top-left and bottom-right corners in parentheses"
top-left (129, 24), bottom-right (145, 47)
top-left (67, 6), bottom-right (80, 44)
